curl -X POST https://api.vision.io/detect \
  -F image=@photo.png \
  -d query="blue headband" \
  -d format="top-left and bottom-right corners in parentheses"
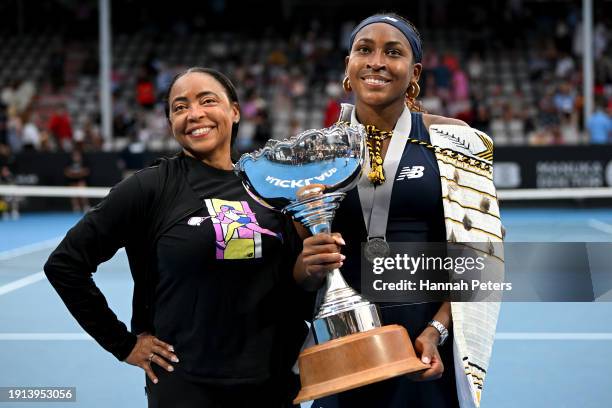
top-left (348, 15), bottom-right (422, 63)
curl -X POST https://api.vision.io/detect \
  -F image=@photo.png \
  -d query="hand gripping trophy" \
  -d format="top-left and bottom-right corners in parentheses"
top-left (235, 123), bottom-right (428, 403)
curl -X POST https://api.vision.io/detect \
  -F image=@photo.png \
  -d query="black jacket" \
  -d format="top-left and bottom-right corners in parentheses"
top-left (44, 156), bottom-right (256, 361)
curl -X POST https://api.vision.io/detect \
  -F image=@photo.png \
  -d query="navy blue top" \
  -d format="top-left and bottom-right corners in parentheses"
top-left (333, 111), bottom-right (445, 291)
top-left (320, 112), bottom-right (458, 408)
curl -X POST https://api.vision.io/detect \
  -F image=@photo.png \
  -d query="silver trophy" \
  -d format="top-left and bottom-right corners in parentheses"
top-left (235, 123), bottom-right (427, 402)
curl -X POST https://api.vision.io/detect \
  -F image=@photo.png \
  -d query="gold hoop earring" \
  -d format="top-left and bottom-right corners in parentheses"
top-left (406, 81), bottom-right (420, 100)
top-left (342, 76), bottom-right (352, 93)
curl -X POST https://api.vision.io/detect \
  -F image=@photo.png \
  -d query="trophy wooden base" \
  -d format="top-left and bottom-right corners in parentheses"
top-left (293, 324), bottom-right (429, 403)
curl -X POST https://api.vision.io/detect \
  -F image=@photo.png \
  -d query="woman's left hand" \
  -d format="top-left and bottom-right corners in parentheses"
top-left (124, 332), bottom-right (179, 384)
top-left (409, 327), bottom-right (444, 381)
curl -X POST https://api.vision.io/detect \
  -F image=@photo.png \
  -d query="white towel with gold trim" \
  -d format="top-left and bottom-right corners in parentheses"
top-left (337, 104), bottom-right (504, 407)
top-left (429, 124), bottom-right (504, 408)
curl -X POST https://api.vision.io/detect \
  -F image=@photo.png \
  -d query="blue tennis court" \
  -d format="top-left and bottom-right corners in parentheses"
top-left (1, 207), bottom-right (611, 407)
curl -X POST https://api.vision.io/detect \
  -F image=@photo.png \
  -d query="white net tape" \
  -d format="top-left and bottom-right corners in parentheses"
top-left (1, 185), bottom-right (612, 200)
top-left (0, 185), bottom-right (110, 198)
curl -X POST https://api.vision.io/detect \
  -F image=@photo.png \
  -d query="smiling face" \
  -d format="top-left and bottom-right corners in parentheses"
top-left (168, 72), bottom-right (240, 164)
top-left (346, 23), bottom-right (422, 110)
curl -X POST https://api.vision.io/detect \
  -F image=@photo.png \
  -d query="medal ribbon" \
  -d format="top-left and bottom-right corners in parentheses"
top-left (353, 107), bottom-right (412, 242)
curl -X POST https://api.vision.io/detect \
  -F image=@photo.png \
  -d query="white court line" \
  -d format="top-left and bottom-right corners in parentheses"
top-left (0, 248), bottom-right (127, 297)
top-left (0, 237), bottom-right (63, 261)
top-left (0, 271), bottom-right (46, 296)
top-left (496, 332), bottom-right (612, 340)
top-left (0, 333), bottom-right (93, 340)
top-left (0, 332), bottom-right (610, 341)
top-left (588, 219), bottom-right (612, 235)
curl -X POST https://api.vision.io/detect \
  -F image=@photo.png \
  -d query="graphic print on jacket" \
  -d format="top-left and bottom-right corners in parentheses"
top-left (202, 198), bottom-right (282, 259)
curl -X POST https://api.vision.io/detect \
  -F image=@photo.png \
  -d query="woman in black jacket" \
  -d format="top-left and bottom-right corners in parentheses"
top-left (44, 67), bottom-right (315, 408)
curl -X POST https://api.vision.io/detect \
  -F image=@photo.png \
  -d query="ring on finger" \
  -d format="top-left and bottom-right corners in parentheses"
top-left (148, 352), bottom-right (154, 362)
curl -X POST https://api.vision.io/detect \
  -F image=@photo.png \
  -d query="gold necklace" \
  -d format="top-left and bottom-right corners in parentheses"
top-left (338, 121), bottom-right (493, 186)
top-left (364, 125), bottom-right (392, 186)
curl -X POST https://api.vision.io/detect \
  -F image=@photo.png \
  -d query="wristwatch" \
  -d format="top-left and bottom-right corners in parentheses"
top-left (428, 320), bottom-right (449, 346)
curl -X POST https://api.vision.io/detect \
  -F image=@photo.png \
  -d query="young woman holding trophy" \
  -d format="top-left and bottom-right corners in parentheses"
top-left (298, 13), bottom-right (504, 408)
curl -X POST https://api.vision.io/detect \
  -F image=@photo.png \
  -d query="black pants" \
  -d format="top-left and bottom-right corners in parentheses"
top-left (145, 365), bottom-right (297, 408)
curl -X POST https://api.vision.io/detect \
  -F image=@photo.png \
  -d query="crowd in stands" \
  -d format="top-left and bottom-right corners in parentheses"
top-left (1, 11), bottom-right (611, 161)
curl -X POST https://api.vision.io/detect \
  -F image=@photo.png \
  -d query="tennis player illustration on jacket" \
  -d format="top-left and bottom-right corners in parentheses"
top-left (200, 198), bottom-right (282, 259)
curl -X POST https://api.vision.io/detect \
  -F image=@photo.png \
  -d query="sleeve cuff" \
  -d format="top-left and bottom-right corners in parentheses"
top-left (114, 332), bottom-right (138, 362)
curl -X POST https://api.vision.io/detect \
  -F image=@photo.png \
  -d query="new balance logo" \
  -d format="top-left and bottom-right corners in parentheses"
top-left (396, 166), bottom-right (425, 181)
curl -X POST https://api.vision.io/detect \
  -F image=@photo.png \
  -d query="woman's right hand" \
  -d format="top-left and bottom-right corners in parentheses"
top-left (124, 333), bottom-right (179, 384)
top-left (300, 233), bottom-right (346, 282)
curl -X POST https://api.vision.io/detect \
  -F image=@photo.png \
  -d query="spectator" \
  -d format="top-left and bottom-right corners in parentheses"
top-left (431, 52), bottom-right (451, 92)
top-left (21, 112), bottom-right (42, 151)
top-left (6, 106), bottom-right (23, 153)
top-left (472, 104), bottom-right (491, 135)
top-left (553, 82), bottom-right (576, 115)
top-left (503, 105), bottom-right (526, 145)
top-left (155, 62), bottom-right (174, 101)
top-left (38, 129), bottom-right (55, 152)
top-left (289, 117), bottom-right (302, 136)
top-left (0, 144), bottom-right (19, 220)
top-left (82, 117), bottom-right (104, 151)
top-left (559, 112), bottom-right (580, 144)
top-left (537, 94), bottom-right (560, 131)
top-left (528, 51), bottom-right (549, 81)
top-left (421, 75), bottom-right (444, 115)
top-left (253, 109), bottom-right (272, 149)
top-left (467, 52), bottom-right (484, 80)
top-left (587, 100), bottom-right (612, 144)
top-left (134, 107), bottom-right (168, 151)
top-left (1, 78), bottom-right (36, 115)
top-left (236, 88), bottom-right (263, 151)
top-left (0, 100), bottom-right (7, 146)
top-left (323, 81), bottom-right (342, 127)
top-left (490, 114), bottom-right (508, 146)
top-left (48, 104), bottom-right (74, 151)
top-left (573, 20), bottom-right (608, 59)
top-left (555, 19), bottom-right (572, 54)
top-left (136, 71), bottom-right (156, 110)
top-left (594, 22), bottom-right (608, 59)
top-left (289, 68), bottom-right (307, 98)
top-left (595, 54), bottom-right (612, 85)
top-left (451, 65), bottom-right (470, 101)
top-left (573, 21), bottom-right (583, 57)
top-left (63, 149), bottom-right (91, 212)
top-left (112, 91), bottom-right (136, 138)
top-left (555, 52), bottom-right (575, 79)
